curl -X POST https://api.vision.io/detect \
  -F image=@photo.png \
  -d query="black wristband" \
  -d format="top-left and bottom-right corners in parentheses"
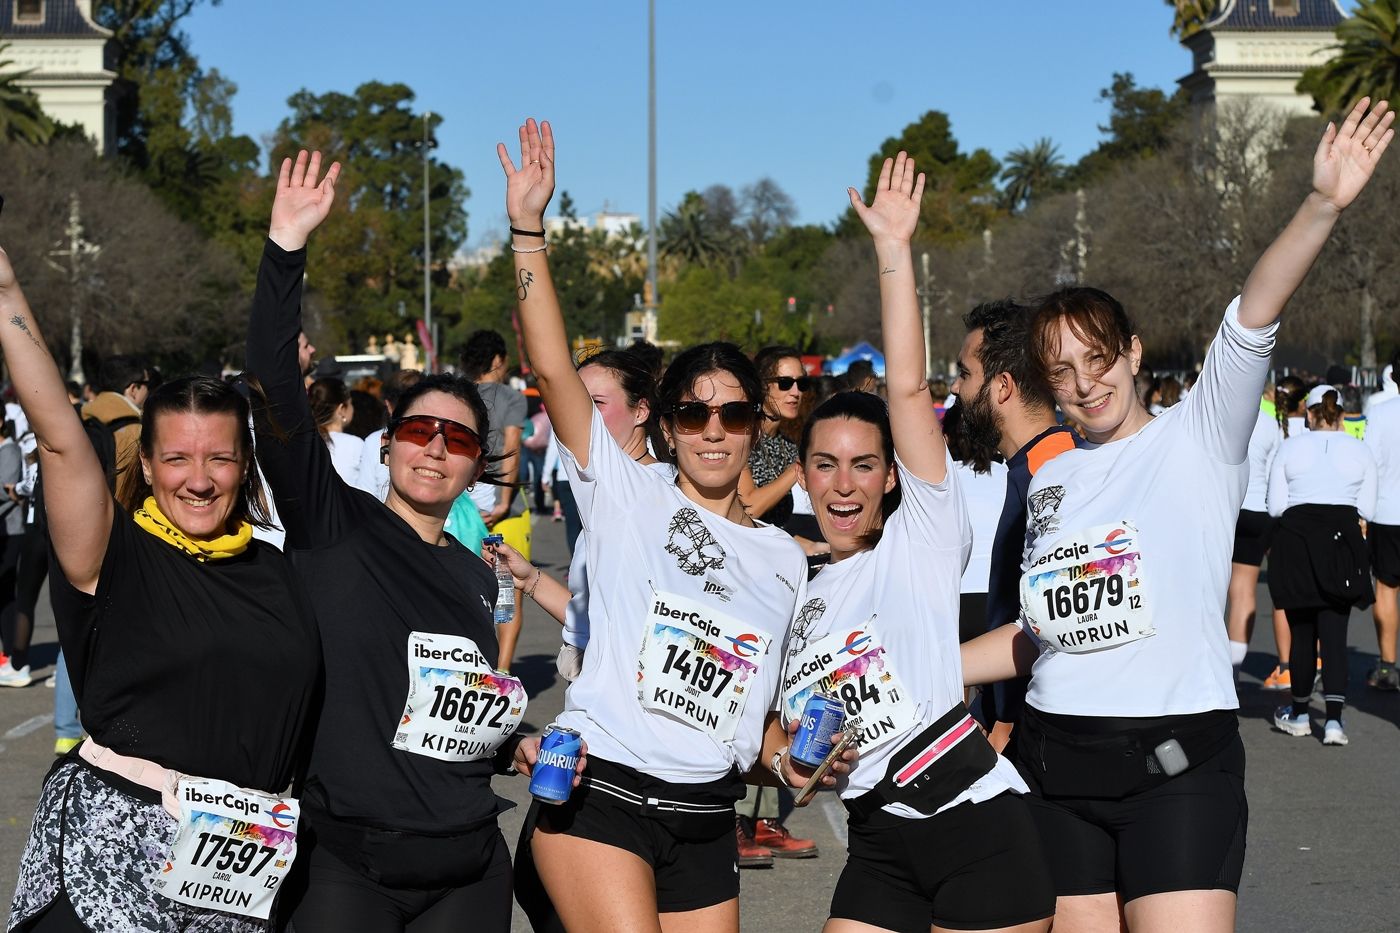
top-left (509, 226), bottom-right (546, 239)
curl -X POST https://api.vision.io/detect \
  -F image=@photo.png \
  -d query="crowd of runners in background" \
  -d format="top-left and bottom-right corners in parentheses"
top-left (0, 98), bottom-right (1393, 933)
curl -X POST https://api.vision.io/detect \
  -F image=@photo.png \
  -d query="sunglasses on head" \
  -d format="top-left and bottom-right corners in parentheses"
top-left (665, 401), bottom-right (762, 435)
top-left (768, 376), bottom-right (812, 392)
top-left (389, 415), bottom-right (483, 459)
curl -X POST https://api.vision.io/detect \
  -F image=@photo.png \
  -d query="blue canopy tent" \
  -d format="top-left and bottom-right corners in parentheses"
top-left (825, 342), bottom-right (884, 377)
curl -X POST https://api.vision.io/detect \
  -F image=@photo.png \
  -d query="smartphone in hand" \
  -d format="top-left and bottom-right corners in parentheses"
top-left (792, 730), bottom-right (858, 807)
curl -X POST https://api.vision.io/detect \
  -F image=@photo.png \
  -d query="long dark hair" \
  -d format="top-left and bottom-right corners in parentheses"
top-left (798, 391), bottom-right (902, 545)
top-left (579, 347), bottom-right (662, 457)
top-left (121, 375), bottom-right (275, 529)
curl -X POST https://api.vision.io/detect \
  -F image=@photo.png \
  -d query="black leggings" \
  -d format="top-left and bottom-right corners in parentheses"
top-left (287, 838), bottom-right (513, 933)
top-left (0, 532), bottom-right (28, 667)
top-left (1286, 605), bottom-right (1350, 720)
top-left (2, 526), bottom-right (47, 669)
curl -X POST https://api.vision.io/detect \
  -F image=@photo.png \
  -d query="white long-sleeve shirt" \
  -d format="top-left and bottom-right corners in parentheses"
top-left (1363, 396), bottom-right (1400, 525)
top-left (1242, 407), bottom-right (1281, 513)
top-left (1266, 430), bottom-right (1376, 520)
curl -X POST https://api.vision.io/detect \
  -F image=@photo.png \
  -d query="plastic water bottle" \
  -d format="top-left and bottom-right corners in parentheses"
top-left (485, 535), bottom-right (515, 624)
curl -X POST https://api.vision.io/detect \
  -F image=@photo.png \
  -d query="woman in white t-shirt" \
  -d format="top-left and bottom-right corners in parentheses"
top-left (777, 153), bottom-right (1055, 933)
top-left (962, 98), bottom-right (1393, 932)
top-left (1267, 385), bottom-right (1376, 746)
top-left (499, 118), bottom-right (819, 932)
top-left (310, 376), bottom-right (363, 487)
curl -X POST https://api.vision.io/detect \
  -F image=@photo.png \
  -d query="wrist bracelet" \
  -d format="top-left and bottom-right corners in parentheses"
top-left (510, 226), bottom-right (546, 238)
top-left (510, 243), bottom-right (548, 254)
top-left (526, 568), bottom-right (543, 600)
top-left (770, 747), bottom-right (794, 788)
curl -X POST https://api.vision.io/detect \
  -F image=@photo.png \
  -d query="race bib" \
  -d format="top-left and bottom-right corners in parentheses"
top-left (781, 621), bottom-right (917, 753)
top-left (637, 593), bottom-right (770, 741)
top-left (152, 779), bottom-right (298, 920)
top-left (393, 632), bottom-right (527, 761)
top-left (1022, 522), bottom-right (1154, 654)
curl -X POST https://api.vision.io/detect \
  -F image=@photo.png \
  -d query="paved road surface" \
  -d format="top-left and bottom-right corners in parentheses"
top-left (1, 515), bottom-right (1397, 931)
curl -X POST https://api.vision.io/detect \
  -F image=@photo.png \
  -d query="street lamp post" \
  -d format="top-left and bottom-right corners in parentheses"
top-left (645, 0), bottom-right (658, 337)
top-left (422, 111), bottom-right (433, 372)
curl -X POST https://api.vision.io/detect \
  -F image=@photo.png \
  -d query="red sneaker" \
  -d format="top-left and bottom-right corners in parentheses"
top-left (736, 820), bottom-right (773, 868)
top-left (754, 818), bottom-right (818, 859)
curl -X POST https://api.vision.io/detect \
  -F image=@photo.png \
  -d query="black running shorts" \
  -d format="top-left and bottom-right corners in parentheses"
top-left (1232, 509), bottom-right (1275, 567)
top-left (528, 757), bottom-right (740, 914)
top-left (829, 793), bottom-right (1055, 932)
top-left (1020, 736), bottom-right (1247, 903)
top-left (1370, 523), bottom-right (1400, 587)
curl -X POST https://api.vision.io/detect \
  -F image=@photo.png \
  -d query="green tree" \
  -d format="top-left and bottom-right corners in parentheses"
top-left (854, 110), bottom-right (1001, 242)
top-left (1164, 0), bottom-right (1218, 38)
top-left (1299, 0), bottom-right (1400, 116)
top-left (658, 265), bottom-right (806, 349)
top-left (0, 43), bottom-right (53, 144)
top-left (268, 81), bottom-right (469, 353)
top-left (1070, 73), bottom-right (1190, 183)
top-left (660, 191), bottom-right (735, 266)
top-left (1000, 138), bottom-right (1066, 212)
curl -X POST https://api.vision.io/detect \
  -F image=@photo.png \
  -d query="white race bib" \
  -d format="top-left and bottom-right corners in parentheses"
top-left (781, 620), bottom-right (917, 753)
top-left (1022, 521), bottom-right (1154, 654)
top-left (637, 593), bottom-right (770, 741)
top-left (393, 632), bottom-right (527, 761)
top-left (152, 779), bottom-right (298, 920)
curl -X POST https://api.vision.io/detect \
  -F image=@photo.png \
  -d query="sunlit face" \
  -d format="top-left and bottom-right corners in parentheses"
top-left (581, 363), bottom-right (649, 451)
top-left (1044, 319), bottom-right (1143, 444)
top-left (384, 390), bottom-right (484, 510)
top-left (950, 330), bottom-right (985, 402)
top-left (297, 331), bottom-right (317, 378)
top-left (765, 357), bottom-right (805, 421)
top-left (662, 371), bottom-right (755, 494)
top-left (798, 417), bottom-right (896, 560)
top-left (140, 411), bottom-right (247, 539)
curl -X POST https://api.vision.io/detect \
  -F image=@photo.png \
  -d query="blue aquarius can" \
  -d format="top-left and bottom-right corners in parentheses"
top-left (530, 724), bottom-right (582, 805)
top-left (791, 692), bottom-right (846, 768)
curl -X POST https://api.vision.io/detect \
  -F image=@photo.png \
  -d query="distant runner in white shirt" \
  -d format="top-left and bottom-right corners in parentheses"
top-left (962, 97), bottom-right (1395, 933)
top-left (780, 152), bottom-right (1053, 933)
top-left (1364, 355), bottom-right (1400, 690)
top-left (1224, 387), bottom-right (1282, 672)
top-left (499, 118), bottom-right (834, 933)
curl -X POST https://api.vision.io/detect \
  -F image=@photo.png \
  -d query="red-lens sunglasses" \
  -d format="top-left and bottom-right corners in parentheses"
top-left (389, 415), bottom-right (483, 459)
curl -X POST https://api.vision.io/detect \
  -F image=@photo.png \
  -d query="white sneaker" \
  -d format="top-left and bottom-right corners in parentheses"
top-left (1273, 707), bottom-right (1311, 736)
top-left (1322, 720), bottom-right (1348, 746)
top-left (44, 676), bottom-right (56, 688)
top-left (0, 664), bottom-right (33, 687)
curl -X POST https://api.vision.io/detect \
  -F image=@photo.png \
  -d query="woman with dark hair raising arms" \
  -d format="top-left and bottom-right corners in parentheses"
top-left (500, 119), bottom-right (826, 933)
top-left (245, 152), bottom-right (556, 933)
top-left (963, 98), bottom-right (1393, 932)
top-left (0, 256), bottom-right (320, 926)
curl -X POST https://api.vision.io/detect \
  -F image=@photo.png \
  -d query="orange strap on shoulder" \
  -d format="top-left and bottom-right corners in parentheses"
top-left (1026, 431), bottom-right (1077, 476)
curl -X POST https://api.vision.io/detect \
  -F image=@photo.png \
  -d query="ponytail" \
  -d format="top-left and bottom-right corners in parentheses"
top-left (1276, 375), bottom-right (1305, 438)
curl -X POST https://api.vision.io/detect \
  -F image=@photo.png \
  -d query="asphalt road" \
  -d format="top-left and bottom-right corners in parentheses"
top-left (1, 515), bottom-right (1397, 931)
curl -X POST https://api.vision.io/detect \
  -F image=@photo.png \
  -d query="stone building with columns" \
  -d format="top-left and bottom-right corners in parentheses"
top-left (2, 0), bottom-right (115, 153)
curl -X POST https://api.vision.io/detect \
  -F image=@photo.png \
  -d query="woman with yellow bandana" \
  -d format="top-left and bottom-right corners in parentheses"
top-left (0, 243), bottom-right (321, 929)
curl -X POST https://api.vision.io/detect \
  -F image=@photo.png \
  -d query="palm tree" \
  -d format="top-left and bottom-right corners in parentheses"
top-left (659, 192), bottom-right (731, 267)
top-left (1300, 0), bottom-right (1400, 116)
top-left (0, 43), bottom-right (53, 145)
top-left (999, 138), bottom-right (1065, 213)
top-left (1165, 0), bottom-right (1218, 39)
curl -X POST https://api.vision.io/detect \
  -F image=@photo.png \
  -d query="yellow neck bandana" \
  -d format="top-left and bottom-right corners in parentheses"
top-left (133, 496), bottom-right (253, 562)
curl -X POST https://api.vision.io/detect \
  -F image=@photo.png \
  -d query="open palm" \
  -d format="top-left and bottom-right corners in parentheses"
top-left (268, 150), bottom-right (342, 251)
top-left (1314, 97), bottom-right (1394, 212)
top-left (848, 152), bottom-right (926, 242)
top-left (497, 118), bottom-right (556, 227)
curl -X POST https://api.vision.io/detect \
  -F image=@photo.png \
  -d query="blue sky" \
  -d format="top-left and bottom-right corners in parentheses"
top-left (182, 1), bottom-right (1321, 245)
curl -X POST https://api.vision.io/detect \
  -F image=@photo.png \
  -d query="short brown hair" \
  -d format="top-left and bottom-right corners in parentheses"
top-left (1030, 287), bottom-right (1134, 386)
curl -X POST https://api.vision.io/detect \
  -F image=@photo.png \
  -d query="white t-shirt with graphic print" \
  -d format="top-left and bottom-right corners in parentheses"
top-left (1020, 298), bottom-right (1277, 717)
top-left (557, 406), bottom-right (808, 783)
top-left (782, 454), bottom-right (1027, 818)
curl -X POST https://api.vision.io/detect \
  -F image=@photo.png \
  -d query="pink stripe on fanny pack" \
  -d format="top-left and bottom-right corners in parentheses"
top-left (78, 739), bottom-right (184, 818)
top-left (893, 715), bottom-right (978, 787)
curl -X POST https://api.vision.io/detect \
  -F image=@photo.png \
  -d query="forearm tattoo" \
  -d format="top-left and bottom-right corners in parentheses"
top-left (517, 269), bottom-right (535, 301)
top-left (881, 266), bottom-right (896, 276)
top-left (9, 314), bottom-right (41, 350)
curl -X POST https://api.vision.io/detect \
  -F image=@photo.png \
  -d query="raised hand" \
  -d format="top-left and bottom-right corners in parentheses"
top-left (848, 152), bottom-right (926, 244)
top-left (1314, 97), bottom-right (1394, 213)
top-left (268, 150), bottom-right (342, 252)
top-left (497, 118), bottom-right (556, 228)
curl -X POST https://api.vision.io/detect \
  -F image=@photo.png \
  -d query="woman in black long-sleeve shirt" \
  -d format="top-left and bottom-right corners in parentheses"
top-left (246, 151), bottom-right (546, 933)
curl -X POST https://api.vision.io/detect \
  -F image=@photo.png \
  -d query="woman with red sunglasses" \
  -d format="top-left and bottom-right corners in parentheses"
top-left (500, 119), bottom-right (838, 933)
top-left (245, 151), bottom-right (565, 933)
